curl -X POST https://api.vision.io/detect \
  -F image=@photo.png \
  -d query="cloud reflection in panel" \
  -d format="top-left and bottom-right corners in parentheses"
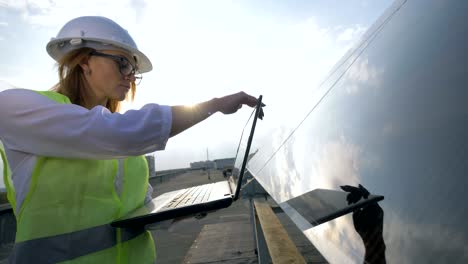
top-left (248, 0), bottom-right (468, 260)
top-left (248, 56), bottom-right (384, 263)
top-left (250, 55), bottom-right (383, 202)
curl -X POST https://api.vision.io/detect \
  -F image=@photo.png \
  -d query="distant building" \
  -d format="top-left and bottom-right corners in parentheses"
top-left (213, 158), bottom-right (235, 170)
top-left (190, 158), bottom-right (235, 170)
top-left (190, 160), bottom-right (215, 170)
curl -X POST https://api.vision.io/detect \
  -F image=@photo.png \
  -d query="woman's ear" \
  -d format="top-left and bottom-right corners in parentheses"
top-left (79, 58), bottom-right (92, 75)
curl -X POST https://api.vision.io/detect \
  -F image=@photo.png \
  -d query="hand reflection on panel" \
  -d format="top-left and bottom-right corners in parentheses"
top-left (341, 184), bottom-right (386, 264)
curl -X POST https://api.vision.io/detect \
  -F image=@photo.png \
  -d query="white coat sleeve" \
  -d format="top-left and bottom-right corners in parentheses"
top-left (0, 89), bottom-right (172, 159)
top-left (144, 184), bottom-right (154, 204)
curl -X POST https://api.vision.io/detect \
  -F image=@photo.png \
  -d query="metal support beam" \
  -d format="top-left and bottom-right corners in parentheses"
top-left (250, 198), bottom-right (271, 263)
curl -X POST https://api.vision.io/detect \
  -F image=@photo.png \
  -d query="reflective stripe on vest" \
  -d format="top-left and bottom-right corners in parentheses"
top-left (10, 224), bottom-right (145, 264)
top-left (1, 141), bottom-right (16, 216)
top-left (2, 90), bottom-right (155, 263)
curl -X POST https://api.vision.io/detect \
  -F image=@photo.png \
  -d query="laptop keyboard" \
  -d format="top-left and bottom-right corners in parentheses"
top-left (161, 183), bottom-right (216, 209)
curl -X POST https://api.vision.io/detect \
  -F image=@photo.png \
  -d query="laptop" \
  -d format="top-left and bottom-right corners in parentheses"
top-left (111, 95), bottom-right (263, 228)
top-left (282, 188), bottom-right (384, 227)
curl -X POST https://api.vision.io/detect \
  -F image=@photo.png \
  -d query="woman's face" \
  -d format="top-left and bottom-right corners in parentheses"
top-left (84, 49), bottom-right (137, 104)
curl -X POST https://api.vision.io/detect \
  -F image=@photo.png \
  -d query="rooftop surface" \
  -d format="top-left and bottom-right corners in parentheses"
top-left (149, 169), bottom-right (327, 263)
top-left (0, 169), bottom-right (327, 263)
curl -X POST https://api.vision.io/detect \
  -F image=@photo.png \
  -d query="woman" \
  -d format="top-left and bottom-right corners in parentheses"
top-left (0, 16), bottom-right (260, 263)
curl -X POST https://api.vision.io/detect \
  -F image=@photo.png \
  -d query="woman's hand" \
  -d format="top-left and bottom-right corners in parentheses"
top-left (215, 91), bottom-right (260, 115)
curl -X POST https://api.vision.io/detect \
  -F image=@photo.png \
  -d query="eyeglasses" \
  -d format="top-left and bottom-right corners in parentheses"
top-left (90, 51), bottom-right (143, 85)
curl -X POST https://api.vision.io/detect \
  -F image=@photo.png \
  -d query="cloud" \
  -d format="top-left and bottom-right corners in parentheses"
top-left (384, 209), bottom-right (468, 262)
top-left (344, 56), bottom-right (384, 94)
top-left (0, 80), bottom-right (16, 92)
top-left (313, 136), bottom-right (362, 190)
top-left (129, 0), bottom-right (147, 21)
top-left (253, 130), bottom-right (365, 203)
top-left (337, 25), bottom-right (367, 42)
top-left (1, 0), bottom-right (145, 28)
top-left (26, 1), bottom-right (53, 16)
top-left (0, 0), bottom-right (22, 9)
top-left (1, 0), bottom-right (54, 17)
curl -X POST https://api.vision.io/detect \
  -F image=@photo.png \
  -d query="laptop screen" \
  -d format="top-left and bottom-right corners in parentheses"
top-left (229, 95), bottom-right (262, 199)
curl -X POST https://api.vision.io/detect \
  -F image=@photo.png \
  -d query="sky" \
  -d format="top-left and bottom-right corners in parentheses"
top-left (0, 0), bottom-right (393, 170)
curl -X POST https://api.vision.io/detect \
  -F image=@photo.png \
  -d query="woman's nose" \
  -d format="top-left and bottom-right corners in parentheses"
top-left (124, 74), bottom-right (136, 82)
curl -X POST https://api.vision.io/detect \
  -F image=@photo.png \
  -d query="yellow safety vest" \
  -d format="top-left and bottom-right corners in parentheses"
top-left (0, 90), bottom-right (156, 263)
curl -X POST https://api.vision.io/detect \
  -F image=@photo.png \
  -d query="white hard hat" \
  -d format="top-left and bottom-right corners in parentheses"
top-left (46, 16), bottom-right (152, 73)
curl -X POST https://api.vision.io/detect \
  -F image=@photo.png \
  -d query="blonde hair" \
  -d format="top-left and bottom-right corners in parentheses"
top-left (51, 47), bottom-right (136, 113)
